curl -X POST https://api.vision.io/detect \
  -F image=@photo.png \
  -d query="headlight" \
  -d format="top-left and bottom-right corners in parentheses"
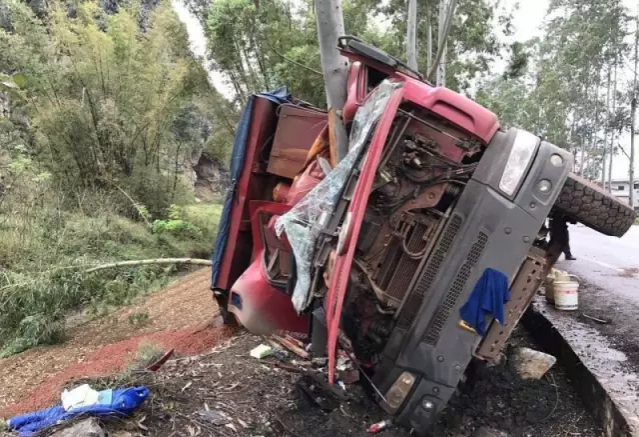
top-left (499, 129), bottom-right (539, 196)
top-left (383, 371), bottom-right (416, 411)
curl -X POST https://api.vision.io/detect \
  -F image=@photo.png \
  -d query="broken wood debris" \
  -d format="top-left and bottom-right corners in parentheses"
top-left (271, 334), bottom-right (310, 359)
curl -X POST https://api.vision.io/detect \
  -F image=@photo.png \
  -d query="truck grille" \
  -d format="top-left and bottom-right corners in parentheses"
top-left (422, 231), bottom-right (489, 345)
top-left (380, 222), bottom-right (430, 303)
top-left (378, 240), bottom-right (402, 289)
top-left (397, 214), bottom-right (463, 330)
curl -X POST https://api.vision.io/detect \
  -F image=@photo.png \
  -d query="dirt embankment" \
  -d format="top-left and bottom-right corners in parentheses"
top-left (0, 268), bottom-right (234, 418)
top-left (93, 329), bottom-right (600, 437)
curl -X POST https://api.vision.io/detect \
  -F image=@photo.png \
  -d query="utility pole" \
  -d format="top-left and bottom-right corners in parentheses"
top-left (407, 0), bottom-right (418, 70)
top-left (427, 14), bottom-right (433, 71)
top-left (314, 0), bottom-right (349, 163)
top-left (602, 67), bottom-right (611, 190)
top-left (630, 7), bottom-right (638, 208)
top-left (428, 0), bottom-right (457, 85)
top-left (578, 76), bottom-right (591, 176)
top-left (588, 73), bottom-right (602, 181)
top-left (608, 61), bottom-right (618, 194)
top-left (436, 0), bottom-right (447, 86)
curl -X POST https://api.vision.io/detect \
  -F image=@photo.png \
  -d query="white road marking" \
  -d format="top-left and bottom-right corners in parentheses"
top-left (580, 257), bottom-right (624, 273)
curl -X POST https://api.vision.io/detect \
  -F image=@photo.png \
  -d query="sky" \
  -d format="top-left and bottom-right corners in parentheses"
top-left (504, 0), bottom-right (548, 41)
top-left (171, 0), bottom-right (235, 100)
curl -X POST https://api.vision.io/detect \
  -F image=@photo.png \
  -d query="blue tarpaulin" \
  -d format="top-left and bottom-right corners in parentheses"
top-left (8, 387), bottom-right (149, 436)
top-left (210, 87), bottom-right (291, 288)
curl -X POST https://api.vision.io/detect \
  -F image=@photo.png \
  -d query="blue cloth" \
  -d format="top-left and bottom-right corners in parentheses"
top-left (211, 87), bottom-right (291, 288)
top-left (8, 387), bottom-right (149, 436)
top-left (459, 268), bottom-right (510, 336)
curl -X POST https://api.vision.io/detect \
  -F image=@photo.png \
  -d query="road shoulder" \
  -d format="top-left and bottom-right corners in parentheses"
top-left (524, 295), bottom-right (639, 437)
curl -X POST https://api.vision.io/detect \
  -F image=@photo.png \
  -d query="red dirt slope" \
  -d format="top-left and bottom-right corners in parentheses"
top-left (0, 268), bottom-right (234, 418)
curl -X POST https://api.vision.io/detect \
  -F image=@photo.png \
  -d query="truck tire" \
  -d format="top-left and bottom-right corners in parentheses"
top-left (554, 173), bottom-right (636, 237)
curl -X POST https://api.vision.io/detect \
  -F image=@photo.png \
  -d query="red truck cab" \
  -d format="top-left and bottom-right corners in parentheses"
top-left (210, 37), bottom-right (634, 435)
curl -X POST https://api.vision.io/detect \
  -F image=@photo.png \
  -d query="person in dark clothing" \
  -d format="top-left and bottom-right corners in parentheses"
top-left (549, 215), bottom-right (577, 260)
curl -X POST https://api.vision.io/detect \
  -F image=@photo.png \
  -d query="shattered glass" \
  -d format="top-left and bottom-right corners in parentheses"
top-left (276, 80), bottom-right (403, 312)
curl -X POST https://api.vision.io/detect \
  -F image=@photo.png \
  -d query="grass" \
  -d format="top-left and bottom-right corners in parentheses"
top-left (134, 341), bottom-right (163, 367)
top-left (128, 311), bottom-right (151, 327)
top-left (0, 190), bottom-right (222, 357)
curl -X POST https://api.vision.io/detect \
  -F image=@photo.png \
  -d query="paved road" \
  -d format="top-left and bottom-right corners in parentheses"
top-left (557, 224), bottom-right (639, 303)
top-left (549, 224), bottom-right (639, 429)
top-left (554, 222), bottom-right (639, 358)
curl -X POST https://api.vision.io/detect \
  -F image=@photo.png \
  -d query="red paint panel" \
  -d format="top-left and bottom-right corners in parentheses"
top-left (343, 62), bottom-right (366, 123)
top-left (216, 97), bottom-right (278, 290)
top-left (228, 200), bottom-right (308, 335)
top-left (401, 80), bottom-right (500, 144)
top-left (229, 260), bottom-right (308, 334)
top-left (325, 87), bottom-right (405, 384)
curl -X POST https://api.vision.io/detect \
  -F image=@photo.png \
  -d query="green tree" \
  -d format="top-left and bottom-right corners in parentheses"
top-left (204, 0), bottom-right (392, 107)
top-left (477, 0), bottom-right (631, 181)
top-left (0, 0), bottom-right (216, 214)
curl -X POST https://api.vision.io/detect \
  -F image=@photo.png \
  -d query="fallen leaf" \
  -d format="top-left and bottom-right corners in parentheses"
top-left (181, 381), bottom-right (193, 392)
top-left (225, 423), bottom-right (238, 432)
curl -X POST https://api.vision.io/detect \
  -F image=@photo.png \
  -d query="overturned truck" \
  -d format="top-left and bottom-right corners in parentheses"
top-left (210, 37), bottom-right (636, 435)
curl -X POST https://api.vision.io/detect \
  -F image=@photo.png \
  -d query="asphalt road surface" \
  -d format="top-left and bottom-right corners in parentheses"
top-left (559, 224), bottom-right (639, 303)
top-left (552, 224), bottom-right (639, 428)
top-left (555, 223), bottom-right (639, 367)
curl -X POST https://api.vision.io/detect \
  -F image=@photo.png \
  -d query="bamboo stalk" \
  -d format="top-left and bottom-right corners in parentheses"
top-left (85, 258), bottom-right (212, 273)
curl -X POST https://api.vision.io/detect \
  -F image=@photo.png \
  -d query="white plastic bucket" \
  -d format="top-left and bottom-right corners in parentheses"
top-left (553, 275), bottom-right (579, 311)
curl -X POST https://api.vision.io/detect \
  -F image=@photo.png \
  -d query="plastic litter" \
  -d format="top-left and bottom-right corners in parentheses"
top-left (366, 419), bottom-right (393, 434)
top-left (336, 356), bottom-right (351, 372)
top-left (8, 386), bottom-right (149, 437)
top-left (250, 344), bottom-right (273, 359)
top-left (61, 384), bottom-right (99, 411)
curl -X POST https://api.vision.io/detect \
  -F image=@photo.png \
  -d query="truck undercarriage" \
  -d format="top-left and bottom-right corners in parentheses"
top-left (210, 38), bottom-right (637, 435)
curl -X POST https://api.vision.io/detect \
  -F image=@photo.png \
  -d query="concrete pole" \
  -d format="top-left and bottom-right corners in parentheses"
top-left (436, 0), bottom-right (447, 86)
top-left (428, 0), bottom-right (456, 85)
top-left (314, 0), bottom-right (349, 162)
top-left (630, 8), bottom-right (638, 208)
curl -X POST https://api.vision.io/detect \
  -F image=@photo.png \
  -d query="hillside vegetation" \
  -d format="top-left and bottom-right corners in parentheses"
top-left (0, 0), bottom-right (226, 356)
